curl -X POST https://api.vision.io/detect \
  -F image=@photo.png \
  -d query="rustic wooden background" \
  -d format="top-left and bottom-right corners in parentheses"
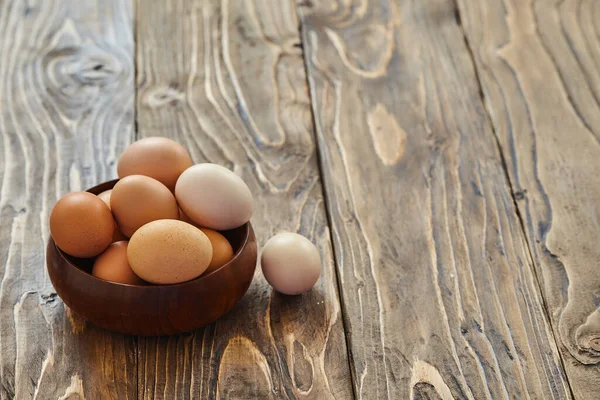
top-left (0, 0), bottom-right (598, 398)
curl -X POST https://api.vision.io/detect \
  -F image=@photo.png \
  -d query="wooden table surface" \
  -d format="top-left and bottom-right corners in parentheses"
top-left (1, 0), bottom-right (599, 398)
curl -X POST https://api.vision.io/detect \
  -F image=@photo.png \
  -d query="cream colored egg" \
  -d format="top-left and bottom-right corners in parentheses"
top-left (261, 233), bottom-right (321, 295)
top-left (175, 164), bottom-right (253, 230)
top-left (127, 219), bottom-right (213, 284)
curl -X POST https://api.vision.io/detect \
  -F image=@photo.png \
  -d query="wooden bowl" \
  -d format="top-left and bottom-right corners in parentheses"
top-left (46, 180), bottom-right (258, 336)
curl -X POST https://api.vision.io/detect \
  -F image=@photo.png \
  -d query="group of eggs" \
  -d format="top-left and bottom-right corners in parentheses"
top-left (49, 137), bottom-right (321, 295)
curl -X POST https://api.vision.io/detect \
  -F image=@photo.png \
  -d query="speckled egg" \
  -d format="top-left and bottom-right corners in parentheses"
top-left (127, 219), bottom-right (213, 284)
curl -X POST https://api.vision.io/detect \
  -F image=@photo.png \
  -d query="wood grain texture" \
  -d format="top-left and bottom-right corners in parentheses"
top-left (0, 0), bottom-right (136, 398)
top-left (135, 0), bottom-right (353, 398)
top-left (299, 0), bottom-right (572, 398)
top-left (455, 0), bottom-right (600, 398)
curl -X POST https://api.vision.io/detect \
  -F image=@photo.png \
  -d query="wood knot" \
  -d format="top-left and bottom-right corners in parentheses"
top-left (412, 382), bottom-right (443, 400)
top-left (43, 45), bottom-right (128, 121)
top-left (367, 103), bottom-right (407, 166)
top-left (513, 189), bottom-right (527, 200)
top-left (410, 360), bottom-right (453, 399)
top-left (577, 333), bottom-right (600, 355)
top-left (143, 85), bottom-right (186, 108)
top-left (325, 22), bottom-right (394, 78)
top-left (298, 0), bottom-right (313, 8)
top-left (41, 292), bottom-right (58, 305)
top-left (292, 340), bottom-right (313, 393)
top-left (39, 19), bottom-right (131, 122)
top-left (574, 309), bottom-right (600, 363)
top-left (77, 57), bottom-right (122, 84)
top-left (217, 337), bottom-right (273, 399)
top-left (45, 47), bottom-right (124, 85)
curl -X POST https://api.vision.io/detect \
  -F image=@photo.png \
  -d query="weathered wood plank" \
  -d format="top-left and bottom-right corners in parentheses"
top-left (298, 0), bottom-right (571, 398)
top-left (135, 0), bottom-right (353, 398)
top-left (456, 0), bottom-right (600, 398)
top-left (0, 0), bottom-right (136, 399)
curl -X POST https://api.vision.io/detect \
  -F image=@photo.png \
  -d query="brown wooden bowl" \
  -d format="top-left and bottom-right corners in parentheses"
top-left (46, 179), bottom-right (258, 336)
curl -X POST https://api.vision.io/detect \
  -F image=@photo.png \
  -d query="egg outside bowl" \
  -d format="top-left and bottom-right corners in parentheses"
top-left (46, 180), bottom-right (258, 336)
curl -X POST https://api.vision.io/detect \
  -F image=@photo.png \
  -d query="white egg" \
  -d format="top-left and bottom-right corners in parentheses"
top-left (175, 164), bottom-right (253, 230)
top-left (261, 233), bottom-right (321, 295)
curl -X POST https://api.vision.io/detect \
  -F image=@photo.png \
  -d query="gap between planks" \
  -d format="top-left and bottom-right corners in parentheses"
top-left (293, 5), bottom-right (359, 400)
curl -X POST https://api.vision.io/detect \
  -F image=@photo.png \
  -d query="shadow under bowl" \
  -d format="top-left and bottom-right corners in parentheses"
top-left (46, 179), bottom-right (258, 336)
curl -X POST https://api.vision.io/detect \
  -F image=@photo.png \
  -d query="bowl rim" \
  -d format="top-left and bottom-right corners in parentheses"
top-left (49, 179), bottom-right (253, 290)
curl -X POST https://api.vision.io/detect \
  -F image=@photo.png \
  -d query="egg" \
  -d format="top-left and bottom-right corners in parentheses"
top-left (117, 137), bottom-right (193, 191)
top-left (175, 164), bottom-right (253, 230)
top-left (111, 175), bottom-right (179, 237)
top-left (177, 211), bottom-right (234, 273)
top-left (200, 228), bottom-right (234, 274)
top-left (111, 222), bottom-right (128, 243)
top-left (127, 219), bottom-right (213, 284)
top-left (98, 189), bottom-right (112, 208)
top-left (261, 233), bottom-right (321, 295)
top-left (92, 241), bottom-right (146, 285)
top-left (178, 208), bottom-right (194, 224)
top-left (97, 189), bottom-right (127, 242)
top-left (49, 192), bottom-right (114, 258)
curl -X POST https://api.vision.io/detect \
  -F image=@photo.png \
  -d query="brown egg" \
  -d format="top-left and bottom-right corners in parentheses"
top-left (175, 163), bottom-right (253, 230)
top-left (111, 175), bottom-right (179, 237)
top-left (261, 233), bottom-right (321, 295)
top-left (97, 189), bottom-right (112, 208)
top-left (111, 221), bottom-right (128, 243)
top-left (92, 241), bottom-right (146, 285)
top-left (200, 228), bottom-right (234, 274)
top-left (117, 137), bottom-right (192, 191)
top-left (127, 220), bottom-right (213, 284)
top-left (49, 192), bottom-right (114, 258)
top-left (98, 190), bottom-right (128, 242)
top-left (178, 208), bottom-right (194, 224)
